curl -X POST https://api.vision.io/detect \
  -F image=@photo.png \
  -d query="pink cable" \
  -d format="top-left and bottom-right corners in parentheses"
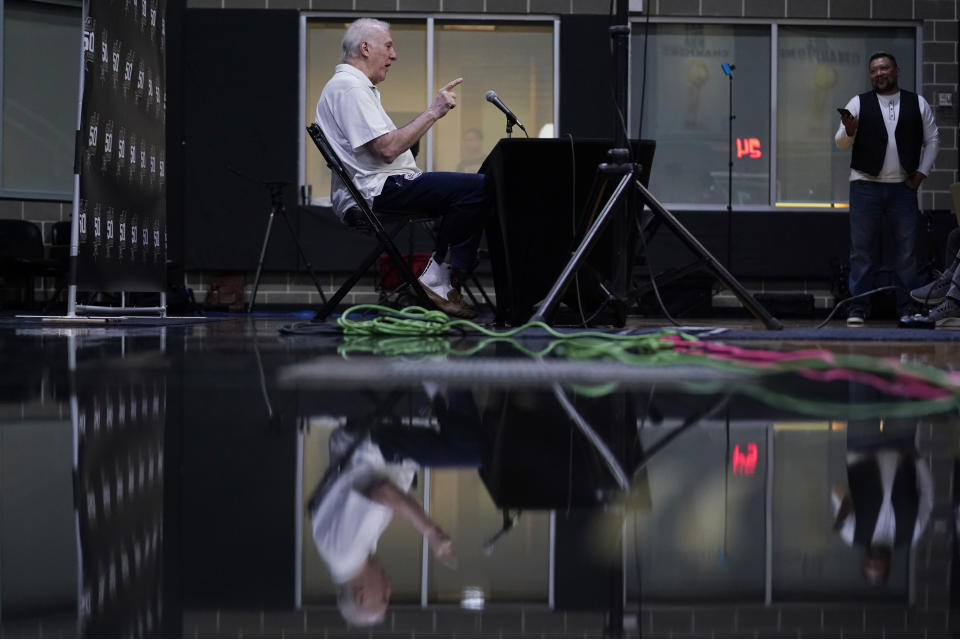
top-left (658, 333), bottom-right (960, 400)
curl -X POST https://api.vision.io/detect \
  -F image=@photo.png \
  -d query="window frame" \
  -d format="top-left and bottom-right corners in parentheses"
top-left (0, 0), bottom-right (83, 200)
top-left (628, 17), bottom-right (923, 212)
top-left (298, 12), bottom-right (561, 199)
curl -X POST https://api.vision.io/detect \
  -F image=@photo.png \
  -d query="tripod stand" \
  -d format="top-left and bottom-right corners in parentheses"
top-left (530, 153), bottom-right (783, 330)
top-left (248, 182), bottom-right (328, 313)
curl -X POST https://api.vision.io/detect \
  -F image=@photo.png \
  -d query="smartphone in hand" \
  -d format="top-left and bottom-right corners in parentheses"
top-left (837, 108), bottom-right (852, 118)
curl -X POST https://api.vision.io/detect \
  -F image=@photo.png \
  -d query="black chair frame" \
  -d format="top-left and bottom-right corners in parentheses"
top-left (0, 220), bottom-right (67, 312)
top-left (307, 123), bottom-right (433, 320)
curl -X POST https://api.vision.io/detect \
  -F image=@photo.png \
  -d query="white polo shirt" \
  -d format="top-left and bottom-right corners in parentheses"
top-left (315, 64), bottom-right (419, 219)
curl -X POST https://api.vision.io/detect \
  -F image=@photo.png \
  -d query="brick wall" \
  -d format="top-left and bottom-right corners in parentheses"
top-left (7, 602), bottom-right (955, 637)
top-left (174, 602), bottom-right (960, 637)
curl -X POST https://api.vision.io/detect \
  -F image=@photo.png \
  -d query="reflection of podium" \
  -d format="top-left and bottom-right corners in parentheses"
top-left (481, 138), bottom-right (654, 326)
top-left (478, 389), bottom-right (641, 509)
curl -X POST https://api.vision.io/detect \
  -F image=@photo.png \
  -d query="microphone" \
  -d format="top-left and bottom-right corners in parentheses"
top-left (485, 90), bottom-right (527, 132)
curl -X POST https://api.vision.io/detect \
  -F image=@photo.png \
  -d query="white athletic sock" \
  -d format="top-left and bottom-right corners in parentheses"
top-left (418, 254), bottom-right (453, 299)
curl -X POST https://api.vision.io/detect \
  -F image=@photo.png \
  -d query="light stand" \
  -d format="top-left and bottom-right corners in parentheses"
top-left (722, 62), bottom-right (735, 267)
top-left (246, 180), bottom-right (328, 313)
top-left (530, 4), bottom-right (781, 330)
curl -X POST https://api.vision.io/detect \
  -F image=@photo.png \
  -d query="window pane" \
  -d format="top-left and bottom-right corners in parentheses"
top-left (631, 24), bottom-right (770, 206)
top-left (776, 27), bottom-right (916, 205)
top-left (433, 22), bottom-right (555, 172)
top-left (2, 0), bottom-right (82, 197)
top-left (305, 21), bottom-right (427, 203)
top-left (627, 421), bottom-right (767, 600)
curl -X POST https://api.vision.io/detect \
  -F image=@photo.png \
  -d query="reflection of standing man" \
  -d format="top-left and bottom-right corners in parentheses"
top-left (835, 52), bottom-right (939, 326)
top-left (832, 448), bottom-right (933, 585)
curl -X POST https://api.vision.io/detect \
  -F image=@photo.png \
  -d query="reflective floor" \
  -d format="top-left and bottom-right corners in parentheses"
top-left (1, 317), bottom-right (958, 638)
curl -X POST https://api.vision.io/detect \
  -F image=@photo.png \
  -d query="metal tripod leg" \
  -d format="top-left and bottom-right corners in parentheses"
top-left (530, 170), bottom-right (634, 324)
top-left (248, 204), bottom-right (278, 313)
top-left (552, 383), bottom-right (628, 490)
top-left (633, 179), bottom-right (783, 330)
top-left (275, 203), bottom-right (328, 306)
top-left (248, 196), bottom-right (331, 314)
top-left (530, 165), bottom-right (783, 330)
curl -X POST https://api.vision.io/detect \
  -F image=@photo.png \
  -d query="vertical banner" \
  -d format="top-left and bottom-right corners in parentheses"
top-left (78, 0), bottom-right (166, 292)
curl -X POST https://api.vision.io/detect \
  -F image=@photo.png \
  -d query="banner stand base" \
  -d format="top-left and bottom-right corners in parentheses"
top-left (75, 304), bottom-right (165, 315)
top-left (65, 291), bottom-right (168, 318)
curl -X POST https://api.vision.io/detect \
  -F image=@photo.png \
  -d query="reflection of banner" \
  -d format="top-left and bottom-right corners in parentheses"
top-left (78, 0), bottom-right (166, 292)
top-left (75, 368), bottom-right (165, 637)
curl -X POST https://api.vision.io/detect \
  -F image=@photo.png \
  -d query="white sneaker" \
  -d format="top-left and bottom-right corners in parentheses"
top-left (846, 308), bottom-right (865, 327)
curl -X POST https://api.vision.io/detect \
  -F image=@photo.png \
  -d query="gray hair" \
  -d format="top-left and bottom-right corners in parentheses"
top-left (335, 583), bottom-right (386, 627)
top-left (341, 18), bottom-right (391, 63)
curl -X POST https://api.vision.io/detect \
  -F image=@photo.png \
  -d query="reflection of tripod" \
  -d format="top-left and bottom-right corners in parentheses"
top-left (531, 154), bottom-right (782, 329)
top-left (248, 182), bottom-right (328, 313)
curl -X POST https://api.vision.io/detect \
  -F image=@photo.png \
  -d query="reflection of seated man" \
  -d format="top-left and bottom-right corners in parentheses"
top-left (455, 128), bottom-right (486, 174)
top-left (309, 432), bottom-right (453, 626)
top-left (831, 447), bottom-right (933, 584)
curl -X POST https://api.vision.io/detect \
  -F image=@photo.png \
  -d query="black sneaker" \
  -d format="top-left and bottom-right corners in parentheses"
top-left (846, 306), bottom-right (866, 327)
top-left (910, 276), bottom-right (953, 306)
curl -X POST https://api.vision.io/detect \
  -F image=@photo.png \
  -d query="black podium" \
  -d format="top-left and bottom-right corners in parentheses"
top-left (481, 138), bottom-right (655, 326)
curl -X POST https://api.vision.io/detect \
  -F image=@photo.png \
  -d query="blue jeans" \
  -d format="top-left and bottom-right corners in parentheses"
top-left (374, 171), bottom-right (492, 272)
top-left (848, 180), bottom-right (922, 315)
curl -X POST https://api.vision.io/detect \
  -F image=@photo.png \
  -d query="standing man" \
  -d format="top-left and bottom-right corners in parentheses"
top-left (836, 52), bottom-right (939, 326)
top-left (316, 18), bottom-right (492, 318)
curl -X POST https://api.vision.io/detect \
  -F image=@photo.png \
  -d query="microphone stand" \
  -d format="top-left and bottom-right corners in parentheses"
top-left (723, 62), bottom-right (735, 268)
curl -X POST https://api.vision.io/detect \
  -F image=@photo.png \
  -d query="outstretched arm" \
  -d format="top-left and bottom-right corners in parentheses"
top-left (367, 478), bottom-right (453, 560)
top-left (367, 78), bottom-right (463, 163)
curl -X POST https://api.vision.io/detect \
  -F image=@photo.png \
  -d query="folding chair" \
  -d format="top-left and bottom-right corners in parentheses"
top-left (0, 219), bottom-right (67, 311)
top-left (307, 123), bottom-right (434, 321)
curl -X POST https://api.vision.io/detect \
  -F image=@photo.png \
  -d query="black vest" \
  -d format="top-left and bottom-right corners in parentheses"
top-left (851, 90), bottom-right (923, 176)
top-left (848, 454), bottom-right (919, 548)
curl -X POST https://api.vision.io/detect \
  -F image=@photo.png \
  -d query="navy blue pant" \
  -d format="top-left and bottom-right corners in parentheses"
top-left (374, 172), bottom-right (492, 272)
top-left (848, 180), bottom-right (921, 315)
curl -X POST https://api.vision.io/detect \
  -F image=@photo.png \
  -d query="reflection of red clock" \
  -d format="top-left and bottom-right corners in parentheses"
top-left (732, 443), bottom-right (758, 476)
top-left (736, 137), bottom-right (763, 159)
